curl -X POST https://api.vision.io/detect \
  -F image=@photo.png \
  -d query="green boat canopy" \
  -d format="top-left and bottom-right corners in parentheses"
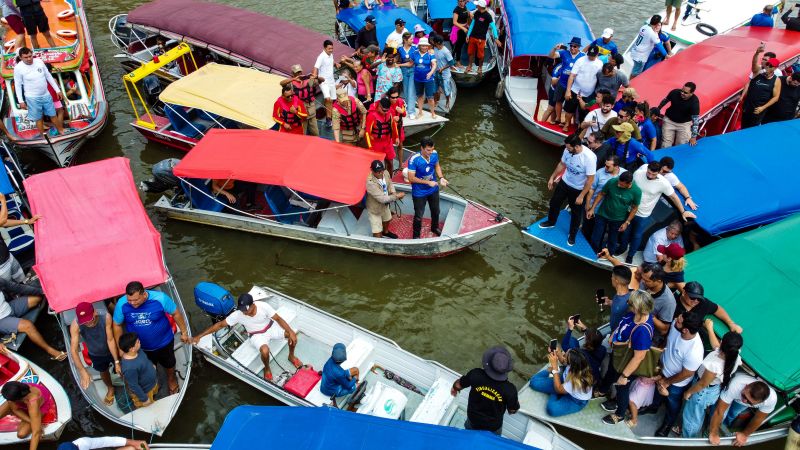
top-left (686, 214), bottom-right (800, 392)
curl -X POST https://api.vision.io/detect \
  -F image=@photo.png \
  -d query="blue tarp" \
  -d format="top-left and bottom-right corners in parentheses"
top-left (500, 0), bottom-right (593, 58)
top-left (428, 0), bottom-right (474, 20)
top-left (0, 165), bottom-right (14, 196)
top-left (211, 406), bottom-right (542, 450)
top-left (657, 120), bottom-right (800, 236)
top-left (337, 4), bottom-right (432, 48)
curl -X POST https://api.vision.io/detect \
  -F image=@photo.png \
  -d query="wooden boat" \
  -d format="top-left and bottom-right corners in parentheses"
top-left (154, 129), bottom-right (510, 258)
top-left (25, 157), bottom-right (192, 436)
top-left (125, 55), bottom-right (284, 152)
top-left (620, 0), bottom-right (782, 76)
top-left (1, 0), bottom-right (107, 167)
top-left (191, 283), bottom-right (583, 450)
top-left (628, 27), bottom-right (800, 138)
top-left (522, 120), bottom-right (800, 268)
top-left (410, 0), bottom-right (499, 87)
top-left (0, 350), bottom-right (71, 444)
top-left (495, 0), bottom-right (593, 145)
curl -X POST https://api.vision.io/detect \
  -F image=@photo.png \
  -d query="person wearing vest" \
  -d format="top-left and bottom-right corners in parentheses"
top-left (70, 302), bottom-right (119, 406)
top-left (741, 45), bottom-right (781, 129)
top-left (332, 88), bottom-right (366, 145)
top-left (112, 281), bottom-right (190, 395)
top-left (366, 160), bottom-right (405, 238)
top-left (365, 97), bottom-right (399, 173)
top-left (387, 86), bottom-right (407, 149)
top-left (281, 64), bottom-right (322, 136)
top-left (14, 0), bottom-right (56, 49)
top-left (272, 84), bottom-right (308, 135)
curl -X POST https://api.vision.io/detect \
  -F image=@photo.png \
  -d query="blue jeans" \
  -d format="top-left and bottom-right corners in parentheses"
top-left (651, 383), bottom-right (688, 429)
top-left (631, 60), bottom-right (646, 77)
top-left (618, 214), bottom-right (655, 263)
top-left (682, 383), bottom-right (721, 438)
top-left (723, 400), bottom-right (750, 427)
top-left (591, 215), bottom-right (623, 253)
top-left (401, 67), bottom-right (416, 115)
top-left (529, 370), bottom-right (589, 417)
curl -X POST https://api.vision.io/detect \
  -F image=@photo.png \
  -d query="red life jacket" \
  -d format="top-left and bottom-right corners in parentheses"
top-left (278, 96), bottom-right (303, 127)
top-left (369, 110), bottom-right (392, 139)
top-left (292, 79), bottom-right (316, 104)
top-left (333, 97), bottom-right (361, 131)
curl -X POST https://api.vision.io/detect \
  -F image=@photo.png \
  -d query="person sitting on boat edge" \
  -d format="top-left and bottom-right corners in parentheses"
top-left (280, 64), bottom-right (321, 137)
top-left (407, 136), bottom-right (447, 239)
top-left (14, 47), bottom-right (66, 137)
top-left (0, 275), bottom-right (67, 361)
top-left (112, 281), bottom-right (190, 395)
top-left (58, 436), bottom-right (149, 450)
top-left (365, 97), bottom-right (398, 173)
top-left (559, 315), bottom-right (606, 385)
top-left (118, 332), bottom-right (159, 409)
top-left (707, 374), bottom-right (777, 446)
top-left (70, 301), bottom-right (119, 407)
top-left (629, 15), bottom-right (665, 78)
top-left (539, 133), bottom-right (596, 247)
top-left (320, 343), bottom-right (360, 398)
top-left (332, 89), bottom-right (367, 145)
top-left (14, 0), bottom-right (56, 49)
top-left (529, 340), bottom-right (594, 417)
top-left (366, 159), bottom-right (405, 239)
top-left (272, 84), bottom-right (308, 135)
top-left (750, 4), bottom-right (777, 27)
top-left (191, 293), bottom-right (302, 382)
top-left (0, 379), bottom-right (53, 450)
top-left (451, 346), bottom-right (520, 434)
top-left (464, 0), bottom-right (502, 76)
top-left (584, 28), bottom-right (618, 64)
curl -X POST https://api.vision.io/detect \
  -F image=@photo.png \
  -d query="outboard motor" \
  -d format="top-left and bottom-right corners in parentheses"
top-left (194, 282), bottom-right (235, 324)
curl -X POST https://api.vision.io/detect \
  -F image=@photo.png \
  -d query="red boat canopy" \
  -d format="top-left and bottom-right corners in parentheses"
top-left (173, 129), bottom-right (382, 205)
top-left (25, 158), bottom-right (168, 313)
top-left (127, 0), bottom-right (353, 76)
top-left (630, 28), bottom-right (800, 118)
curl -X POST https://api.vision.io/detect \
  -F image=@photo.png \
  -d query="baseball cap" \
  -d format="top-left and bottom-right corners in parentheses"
top-left (237, 293), bottom-right (254, 312)
top-left (612, 122), bottom-right (634, 134)
top-left (587, 45), bottom-right (599, 57)
top-left (475, 0), bottom-right (488, 7)
top-left (365, 15), bottom-right (376, 23)
top-left (395, 18), bottom-right (405, 25)
top-left (657, 242), bottom-right (685, 259)
top-left (76, 302), bottom-right (94, 325)
top-left (683, 281), bottom-right (705, 301)
top-left (602, 28), bottom-right (614, 39)
top-left (371, 160), bottom-right (385, 172)
top-left (291, 64), bottom-right (303, 74)
top-left (331, 343), bottom-right (347, 363)
top-left (766, 57), bottom-right (780, 68)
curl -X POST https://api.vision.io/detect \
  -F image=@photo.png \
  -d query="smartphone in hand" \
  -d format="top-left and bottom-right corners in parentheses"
top-left (549, 339), bottom-right (558, 352)
top-left (571, 314), bottom-right (581, 325)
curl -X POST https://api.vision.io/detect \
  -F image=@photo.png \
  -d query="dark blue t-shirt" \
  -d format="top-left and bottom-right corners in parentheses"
top-left (320, 357), bottom-right (355, 396)
top-left (750, 12), bottom-right (774, 27)
top-left (610, 291), bottom-right (632, 331)
top-left (408, 150), bottom-right (439, 197)
top-left (638, 119), bottom-right (657, 146)
top-left (608, 137), bottom-right (655, 167)
top-left (557, 49), bottom-right (585, 87)
top-left (113, 290), bottom-right (177, 351)
top-left (410, 49), bottom-right (435, 83)
top-left (612, 312), bottom-right (654, 351)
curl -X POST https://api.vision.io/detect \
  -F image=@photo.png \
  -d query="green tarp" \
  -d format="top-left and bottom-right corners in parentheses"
top-left (686, 214), bottom-right (800, 392)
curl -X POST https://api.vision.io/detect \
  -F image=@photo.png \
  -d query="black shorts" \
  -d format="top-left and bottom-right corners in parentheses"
top-left (563, 93), bottom-right (591, 115)
top-left (21, 5), bottom-right (49, 35)
top-left (89, 353), bottom-right (114, 372)
top-left (144, 342), bottom-right (176, 369)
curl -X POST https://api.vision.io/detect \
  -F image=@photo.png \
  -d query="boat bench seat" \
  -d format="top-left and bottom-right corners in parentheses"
top-left (230, 304), bottom-right (297, 371)
top-left (181, 179), bottom-right (225, 212)
top-left (316, 208), bottom-right (357, 234)
top-left (409, 377), bottom-right (455, 425)
top-left (439, 203), bottom-right (465, 236)
top-left (264, 186), bottom-right (313, 225)
top-left (304, 337), bottom-right (375, 406)
top-left (351, 210), bottom-right (373, 236)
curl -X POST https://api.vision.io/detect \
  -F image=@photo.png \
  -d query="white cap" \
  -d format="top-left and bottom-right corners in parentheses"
top-left (602, 28), bottom-right (614, 39)
top-left (417, 37), bottom-right (430, 46)
top-left (475, 0), bottom-right (487, 7)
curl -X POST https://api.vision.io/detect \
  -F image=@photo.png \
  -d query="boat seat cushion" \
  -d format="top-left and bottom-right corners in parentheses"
top-left (230, 304), bottom-right (296, 370)
top-left (409, 377), bottom-right (455, 424)
top-left (165, 104), bottom-right (209, 138)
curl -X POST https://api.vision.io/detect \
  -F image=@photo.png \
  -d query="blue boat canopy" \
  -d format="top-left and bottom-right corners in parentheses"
top-left (0, 165), bottom-right (15, 196)
top-left (211, 406), bottom-right (542, 450)
top-left (657, 120), bottom-right (800, 236)
top-left (337, 4), bottom-right (432, 48)
top-left (428, 0), bottom-right (474, 20)
top-left (500, 0), bottom-right (593, 58)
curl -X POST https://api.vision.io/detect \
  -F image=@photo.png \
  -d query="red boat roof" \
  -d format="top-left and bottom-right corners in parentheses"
top-left (173, 129), bottom-right (383, 205)
top-left (127, 0), bottom-right (352, 76)
top-left (26, 158), bottom-right (168, 313)
top-left (630, 27), bottom-right (800, 118)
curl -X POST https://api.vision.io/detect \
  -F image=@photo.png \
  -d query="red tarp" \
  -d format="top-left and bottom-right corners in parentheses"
top-left (630, 27), bottom-right (800, 118)
top-left (173, 129), bottom-right (382, 205)
top-left (25, 158), bottom-right (167, 313)
top-left (127, 0), bottom-right (353, 76)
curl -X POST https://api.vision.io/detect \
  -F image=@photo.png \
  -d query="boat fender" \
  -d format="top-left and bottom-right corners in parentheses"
top-left (57, 9), bottom-right (75, 20)
top-left (495, 79), bottom-right (505, 99)
top-left (696, 23), bottom-right (717, 37)
top-left (56, 29), bottom-right (78, 39)
top-left (3, 40), bottom-right (14, 50)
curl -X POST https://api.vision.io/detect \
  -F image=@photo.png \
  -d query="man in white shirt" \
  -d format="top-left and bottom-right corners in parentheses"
top-left (642, 220), bottom-right (684, 263)
top-left (191, 293), bottom-right (301, 381)
top-left (539, 133), bottom-right (597, 246)
top-left (57, 436), bottom-right (149, 450)
top-left (629, 15), bottom-right (666, 78)
top-left (708, 374), bottom-right (777, 446)
top-left (617, 161), bottom-right (695, 263)
top-left (643, 310), bottom-right (704, 437)
top-left (580, 93), bottom-right (617, 138)
top-left (385, 18), bottom-right (409, 49)
top-left (313, 40), bottom-right (339, 127)
top-left (564, 45), bottom-right (603, 129)
top-left (13, 47), bottom-right (65, 136)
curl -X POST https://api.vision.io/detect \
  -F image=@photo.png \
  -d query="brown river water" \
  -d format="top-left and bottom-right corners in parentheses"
top-left (17, 0), bottom-right (786, 448)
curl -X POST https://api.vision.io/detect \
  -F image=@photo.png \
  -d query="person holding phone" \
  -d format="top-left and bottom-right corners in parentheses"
top-left (560, 315), bottom-right (606, 385)
top-left (528, 340), bottom-right (594, 417)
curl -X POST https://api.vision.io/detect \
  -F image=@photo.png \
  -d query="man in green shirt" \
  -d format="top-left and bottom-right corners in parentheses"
top-left (586, 171), bottom-right (641, 253)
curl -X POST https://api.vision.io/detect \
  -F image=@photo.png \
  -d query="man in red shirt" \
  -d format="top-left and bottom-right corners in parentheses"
top-left (272, 84), bottom-right (308, 135)
top-left (365, 97), bottom-right (399, 173)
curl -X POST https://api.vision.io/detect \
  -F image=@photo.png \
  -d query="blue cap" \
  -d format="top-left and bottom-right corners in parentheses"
top-left (332, 343), bottom-right (347, 363)
top-left (365, 15), bottom-right (376, 23)
top-left (237, 293), bottom-right (254, 312)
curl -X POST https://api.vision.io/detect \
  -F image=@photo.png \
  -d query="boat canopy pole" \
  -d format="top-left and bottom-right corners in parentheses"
top-left (720, 99), bottom-right (741, 135)
top-left (164, 104), bottom-right (206, 138)
top-left (285, 187), bottom-right (314, 209)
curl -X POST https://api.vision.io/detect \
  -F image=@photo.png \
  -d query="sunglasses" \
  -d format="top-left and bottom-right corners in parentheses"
top-left (390, 95), bottom-right (400, 99)
top-left (569, 44), bottom-right (579, 48)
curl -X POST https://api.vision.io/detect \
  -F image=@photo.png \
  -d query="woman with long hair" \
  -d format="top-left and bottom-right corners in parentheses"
top-left (529, 348), bottom-right (594, 416)
top-left (561, 316), bottom-right (607, 386)
top-left (681, 327), bottom-right (744, 437)
top-left (0, 379), bottom-right (53, 449)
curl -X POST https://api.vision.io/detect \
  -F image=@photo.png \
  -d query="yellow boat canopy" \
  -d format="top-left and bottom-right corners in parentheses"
top-left (159, 63), bottom-right (284, 130)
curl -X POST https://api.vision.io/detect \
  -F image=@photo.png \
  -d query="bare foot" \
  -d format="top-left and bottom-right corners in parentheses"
top-left (561, 125), bottom-right (570, 132)
top-left (477, 69), bottom-right (483, 76)
top-left (671, 24), bottom-right (677, 31)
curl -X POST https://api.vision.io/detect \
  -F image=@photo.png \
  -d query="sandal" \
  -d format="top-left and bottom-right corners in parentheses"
top-left (50, 351), bottom-right (67, 362)
top-left (168, 384), bottom-right (180, 395)
top-left (289, 356), bottom-right (303, 369)
top-left (264, 372), bottom-right (273, 382)
top-left (103, 390), bottom-right (115, 406)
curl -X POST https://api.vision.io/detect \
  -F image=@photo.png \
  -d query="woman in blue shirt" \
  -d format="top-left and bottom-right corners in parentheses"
top-left (409, 37), bottom-right (437, 119)
top-left (397, 32), bottom-right (417, 117)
